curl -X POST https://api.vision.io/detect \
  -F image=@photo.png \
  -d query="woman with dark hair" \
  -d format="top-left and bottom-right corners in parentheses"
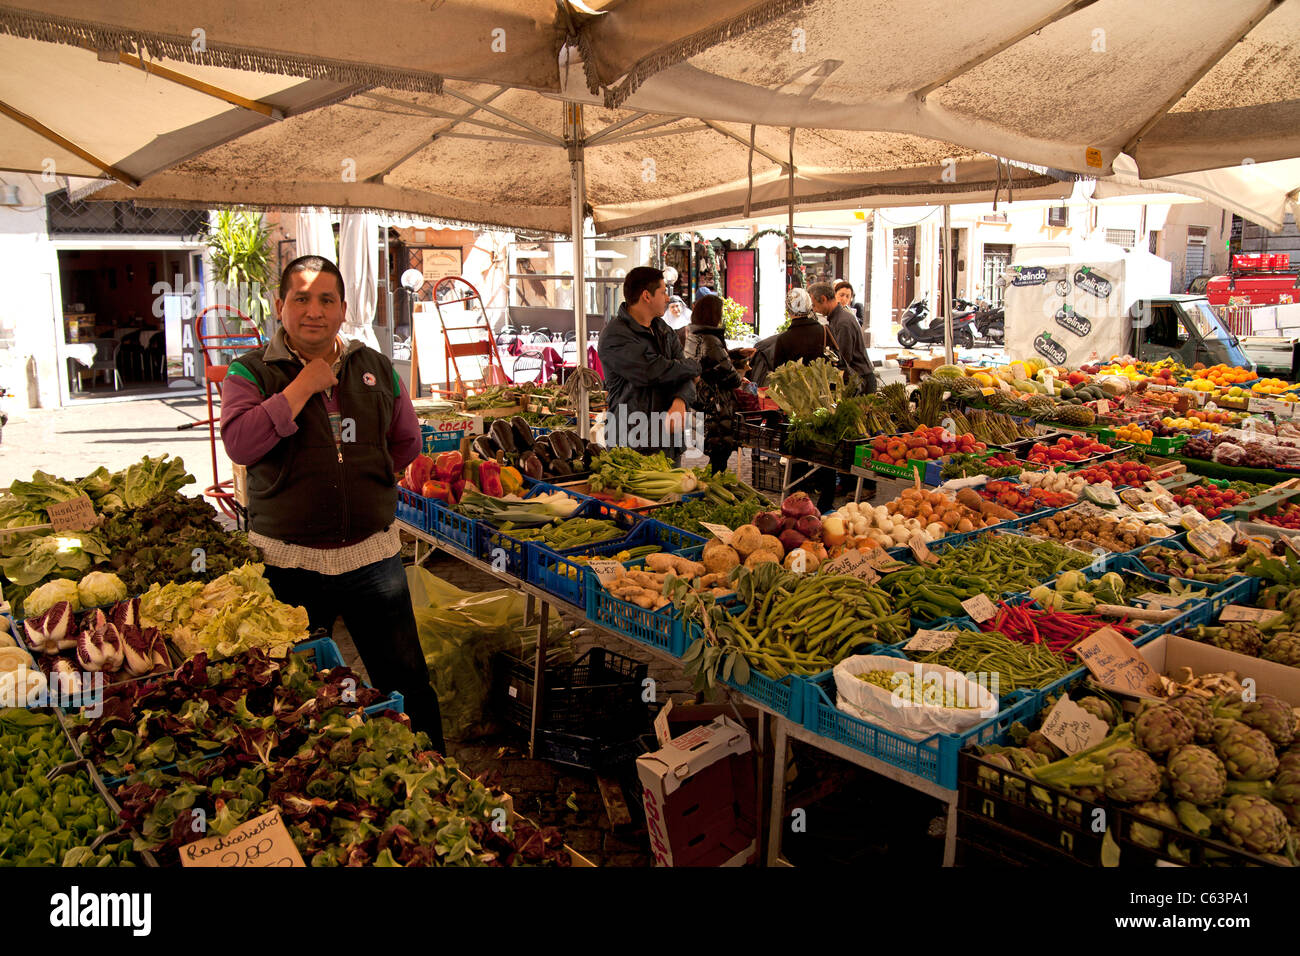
top-left (684, 294), bottom-right (745, 473)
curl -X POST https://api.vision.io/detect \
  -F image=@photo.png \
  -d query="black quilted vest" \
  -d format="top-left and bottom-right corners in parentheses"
top-left (233, 343), bottom-right (398, 546)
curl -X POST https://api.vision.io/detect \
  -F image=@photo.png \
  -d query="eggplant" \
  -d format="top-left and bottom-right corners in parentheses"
top-left (472, 435), bottom-right (499, 461)
top-left (551, 430), bottom-right (576, 460)
top-left (533, 443), bottom-right (553, 465)
top-left (550, 457), bottom-right (572, 476)
top-left (490, 419), bottom-right (516, 454)
top-left (532, 435), bottom-right (557, 459)
top-left (520, 452), bottom-right (544, 479)
top-left (510, 416), bottom-right (534, 451)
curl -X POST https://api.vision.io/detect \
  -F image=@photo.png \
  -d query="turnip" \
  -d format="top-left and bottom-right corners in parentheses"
top-left (794, 514), bottom-right (823, 540)
top-left (780, 492), bottom-right (819, 519)
top-left (754, 511), bottom-right (783, 536)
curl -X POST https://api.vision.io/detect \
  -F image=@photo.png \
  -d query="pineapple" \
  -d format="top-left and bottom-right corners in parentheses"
top-left (1052, 404), bottom-right (1097, 427)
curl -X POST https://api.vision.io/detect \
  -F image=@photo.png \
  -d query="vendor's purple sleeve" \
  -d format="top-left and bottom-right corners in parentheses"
top-left (389, 376), bottom-right (422, 472)
top-left (220, 373), bottom-right (298, 465)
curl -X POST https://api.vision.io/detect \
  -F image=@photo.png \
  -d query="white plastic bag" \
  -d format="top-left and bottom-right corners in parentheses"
top-left (833, 654), bottom-right (998, 740)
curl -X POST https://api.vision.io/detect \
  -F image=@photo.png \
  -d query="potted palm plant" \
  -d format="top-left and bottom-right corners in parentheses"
top-left (203, 211), bottom-right (273, 335)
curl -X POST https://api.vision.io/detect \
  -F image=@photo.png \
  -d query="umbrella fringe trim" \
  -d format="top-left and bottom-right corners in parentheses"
top-left (96, 196), bottom-right (567, 238)
top-left (593, 0), bottom-right (813, 108)
top-left (600, 174), bottom-right (1064, 236)
top-left (0, 8), bottom-right (445, 94)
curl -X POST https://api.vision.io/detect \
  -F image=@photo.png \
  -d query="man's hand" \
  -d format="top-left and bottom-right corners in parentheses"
top-left (282, 358), bottom-right (338, 417)
top-left (665, 397), bottom-right (687, 435)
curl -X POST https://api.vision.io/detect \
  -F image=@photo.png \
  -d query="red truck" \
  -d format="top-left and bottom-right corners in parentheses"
top-left (1205, 253), bottom-right (1298, 308)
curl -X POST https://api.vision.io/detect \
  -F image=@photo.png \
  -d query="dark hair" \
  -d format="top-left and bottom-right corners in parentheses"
top-left (834, 281), bottom-right (854, 297)
top-left (807, 281), bottom-right (834, 303)
top-left (691, 294), bottom-right (723, 328)
top-left (279, 255), bottom-right (346, 303)
top-left (623, 266), bottom-right (664, 305)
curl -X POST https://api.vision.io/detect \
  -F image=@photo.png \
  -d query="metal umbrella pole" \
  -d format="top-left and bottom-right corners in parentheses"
top-left (566, 102), bottom-right (591, 439)
top-left (942, 204), bottom-right (955, 366)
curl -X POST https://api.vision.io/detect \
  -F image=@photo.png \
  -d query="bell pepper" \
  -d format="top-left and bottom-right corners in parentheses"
top-left (451, 479), bottom-right (467, 504)
top-left (435, 450), bottom-right (464, 484)
top-left (500, 465), bottom-right (523, 495)
top-left (463, 456), bottom-right (482, 486)
top-left (479, 458), bottom-right (503, 497)
top-left (404, 454), bottom-right (434, 492)
top-left (420, 479), bottom-right (452, 503)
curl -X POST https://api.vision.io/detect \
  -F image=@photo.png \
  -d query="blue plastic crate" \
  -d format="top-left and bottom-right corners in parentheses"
top-left (396, 486), bottom-right (440, 534)
top-left (292, 636), bottom-right (346, 671)
top-left (478, 490), bottom-right (639, 576)
top-left (584, 573), bottom-right (689, 658)
top-left (1160, 575), bottom-right (1260, 635)
top-left (800, 675), bottom-right (1039, 790)
top-left (425, 498), bottom-right (477, 555)
top-left (527, 518), bottom-right (706, 607)
top-left (681, 610), bottom-right (809, 721)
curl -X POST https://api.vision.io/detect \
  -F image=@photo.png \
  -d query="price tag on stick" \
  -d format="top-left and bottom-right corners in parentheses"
top-left (909, 538), bottom-right (939, 564)
top-left (822, 549), bottom-right (879, 584)
top-left (47, 495), bottom-right (97, 532)
top-left (905, 630), bottom-right (956, 653)
top-left (180, 809), bottom-right (305, 868)
top-left (588, 559), bottom-right (625, 587)
top-left (699, 522), bottom-right (734, 545)
top-left (1219, 605), bottom-right (1283, 624)
top-left (1040, 697), bottom-right (1109, 756)
top-left (1075, 626), bottom-right (1163, 696)
top-left (961, 594), bottom-right (998, 623)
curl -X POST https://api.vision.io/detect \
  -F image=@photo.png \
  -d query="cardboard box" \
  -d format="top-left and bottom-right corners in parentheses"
top-left (1094, 634), bottom-right (1300, 706)
top-left (653, 700), bottom-right (763, 747)
top-left (230, 464), bottom-right (248, 507)
top-left (636, 714), bottom-right (758, 867)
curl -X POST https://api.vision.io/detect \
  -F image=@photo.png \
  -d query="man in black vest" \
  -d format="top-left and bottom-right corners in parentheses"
top-left (221, 255), bottom-right (444, 750)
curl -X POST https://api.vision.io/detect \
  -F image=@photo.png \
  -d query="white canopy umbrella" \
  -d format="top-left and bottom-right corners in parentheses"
top-left (1093, 155), bottom-right (1300, 232)
top-left (338, 211), bottom-right (381, 350)
top-left (575, 0), bottom-right (1300, 179)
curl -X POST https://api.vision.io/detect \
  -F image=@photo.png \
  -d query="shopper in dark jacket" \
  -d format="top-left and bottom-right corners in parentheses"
top-left (773, 288), bottom-right (827, 368)
top-left (684, 295), bottom-right (745, 474)
top-left (598, 267), bottom-right (701, 461)
top-left (810, 282), bottom-right (876, 394)
top-left (771, 288), bottom-right (840, 511)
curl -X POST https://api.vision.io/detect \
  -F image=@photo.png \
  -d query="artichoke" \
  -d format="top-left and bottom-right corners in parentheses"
top-left (1026, 731), bottom-right (1064, 761)
top-left (1166, 694), bottom-right (1215, 743)
top-left (1166, 745), bottom-right (1227, 805)
top-left (1134, 704), bottom-right (1194, 756)
top-left (1273, 753), bottom-right (1300, 807)
top-left (1103, 748), bottom-right (1163, 803)
top-left (1127, 801), bottom-right (1179, 850)
top-left (1077, 695), bottom-right (1118, 729)
top-left (1213, 720), bottom-right (1280, 781)
top-left (1203, 623), bottom-right (1264, 657)
top-left (1263, 632), bottom-right (1300, 667)
top-left (1239, 695), bottom-right (1297, 747)
top-left (1220, 794), bottom-right (1288, 855)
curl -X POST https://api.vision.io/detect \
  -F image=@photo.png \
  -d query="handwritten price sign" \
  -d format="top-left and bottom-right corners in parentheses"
top-left (180, 809), bottom-right (304, 868)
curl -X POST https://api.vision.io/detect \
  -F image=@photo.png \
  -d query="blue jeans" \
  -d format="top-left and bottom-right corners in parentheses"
top-left (264, 554), bottom-right (445, 752)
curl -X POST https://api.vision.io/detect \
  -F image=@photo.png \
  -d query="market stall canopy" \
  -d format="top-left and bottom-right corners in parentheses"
top-left (0, 0), bottom-right (571, 92)
top-left (0, 30), bottom-right (359, 184)
top-left (1091, 155), bottom-right (1300, 232)
top-left (86, 82), bottom-right (1068, 235)
top-left (575, 0), bottom-right (1300, 179)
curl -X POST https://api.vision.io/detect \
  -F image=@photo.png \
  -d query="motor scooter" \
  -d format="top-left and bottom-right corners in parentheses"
top-left (895, 296), bottom-right (979, 349)
top-left (961, 296), bottom-right (1005, 345)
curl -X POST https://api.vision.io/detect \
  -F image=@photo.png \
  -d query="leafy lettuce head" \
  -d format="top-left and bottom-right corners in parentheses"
top-left (77, 571), bottom-right (128, 608)
top-left (22, 578), bottom-right (81, 619)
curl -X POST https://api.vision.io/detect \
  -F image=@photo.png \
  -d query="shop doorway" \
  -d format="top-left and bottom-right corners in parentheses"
top-left (56, 247), bottom-right (202, 401)
top-left (890, 227), bottom-right (916, 330)
top-left (982, 244), bottom-right (1013, 307)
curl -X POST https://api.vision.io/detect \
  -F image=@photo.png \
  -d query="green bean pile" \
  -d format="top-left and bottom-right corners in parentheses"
top-left (879, 534), bottom-right (1094, 618)
top-left (713, 574), bottom-right (911, 678)
top-left (909, 629), bottom-right (1074, 692)
top-left (495, 517), bottom-right (624, 549)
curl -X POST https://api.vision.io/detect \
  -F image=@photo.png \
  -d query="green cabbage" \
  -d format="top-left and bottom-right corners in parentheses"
top-left (22, 578), bottom-right (82, 618)
top-left (76, 571), bottom-right (128, 608)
